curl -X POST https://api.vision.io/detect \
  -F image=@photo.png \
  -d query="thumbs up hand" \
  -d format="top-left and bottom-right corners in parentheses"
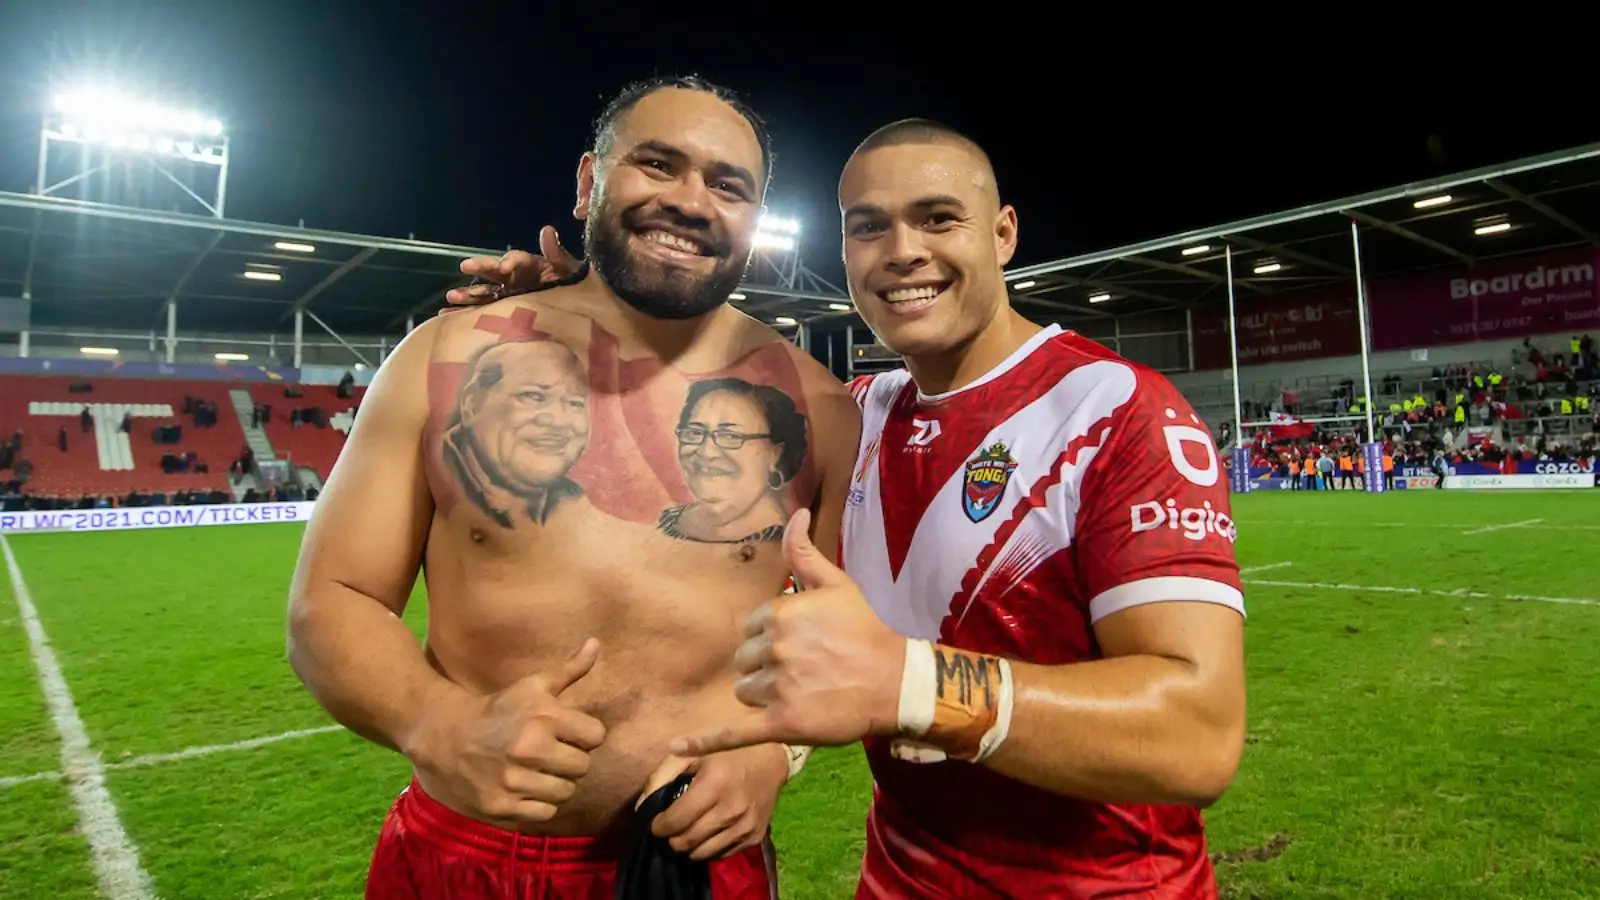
top-left (669, 509), bottom-right (906, 758)
top-left (412, 638), bottom-right (608, 828)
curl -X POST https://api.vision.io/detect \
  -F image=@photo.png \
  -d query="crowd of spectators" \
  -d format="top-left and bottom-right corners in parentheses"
top-left (1230, 334), bottom-right (1598, 456)
top-left (1245, 427), bottom-right (1597, 487)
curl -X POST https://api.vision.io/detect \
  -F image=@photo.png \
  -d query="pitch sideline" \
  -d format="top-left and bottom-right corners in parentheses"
top-left (1, 534), bottom-right (157, 899)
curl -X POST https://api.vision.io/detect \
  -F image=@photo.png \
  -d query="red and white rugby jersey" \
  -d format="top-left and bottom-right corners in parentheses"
top-left (844, 324), bottom-right (1243, 894)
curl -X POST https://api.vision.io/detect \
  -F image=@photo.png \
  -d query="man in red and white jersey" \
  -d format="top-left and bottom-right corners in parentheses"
top-left (673, 119), bottom-right (1247, 898)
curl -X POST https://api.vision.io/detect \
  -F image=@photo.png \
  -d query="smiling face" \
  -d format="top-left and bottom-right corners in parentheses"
top-left (577, 87), bottom-right (767, 320)
top-left (460, 341), bottom-right (590, 492)
top-left (677, 388), bottom-right (780, 513)
top-left (839, 141), bottom-right (1018, 360)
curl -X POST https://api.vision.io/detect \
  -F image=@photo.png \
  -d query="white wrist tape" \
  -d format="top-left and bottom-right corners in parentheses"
top-left (783, 744), bottom-right (812, 781)
top-left (892, 638), bottom-right (1014, 765)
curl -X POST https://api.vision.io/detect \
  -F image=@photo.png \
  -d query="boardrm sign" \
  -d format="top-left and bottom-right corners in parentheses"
top-left (1370, 247), bottom-right (1600, 350)
top-left (0, 501), bottom-right (315, 534)
top-left (1450, 260), bottom-right (1594, 299)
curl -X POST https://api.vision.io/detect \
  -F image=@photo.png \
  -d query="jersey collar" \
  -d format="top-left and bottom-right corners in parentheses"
top-left (915, 324), bottom-right (1064, 405)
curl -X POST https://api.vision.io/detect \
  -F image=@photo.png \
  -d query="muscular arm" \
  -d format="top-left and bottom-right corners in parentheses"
top-left (804, 385), bottom-right (862, 568)
top-left (903, 372), bottom-right (1246, 807)
top-left (948, 602), bottom-right (1245, 807)
top-left (286, 320), bottom-right (464, 757)
top-left (772, 373), bottom-right (861, 779)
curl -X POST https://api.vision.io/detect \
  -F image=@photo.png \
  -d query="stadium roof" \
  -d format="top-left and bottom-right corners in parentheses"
top-left (804, 141), bottom-right (1600, 328)
top-left (0, 191), bottom-right (851, 338)
top-left (7, 140), bottom-right (1599, 337)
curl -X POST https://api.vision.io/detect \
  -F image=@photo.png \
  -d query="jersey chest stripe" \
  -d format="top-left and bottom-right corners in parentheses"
top-left (856, 361), bottom-right (1137, 641)
top-left (951, 419), bottom-right (1116, 634)
top-left (879, 360), bottom-right (1072, 581)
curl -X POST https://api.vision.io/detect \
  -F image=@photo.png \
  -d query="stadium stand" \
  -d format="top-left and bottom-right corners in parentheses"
top-left (0, 368), bottom-right (370, 512)
top-left (0, 375), bottom-right (242, 505)
top-left (1188, 333), bottom-right (1598, 453)
top-left (245, 381), bottom-right (364, 480)
top-left (1195, 333), bottom-right (1599, 487)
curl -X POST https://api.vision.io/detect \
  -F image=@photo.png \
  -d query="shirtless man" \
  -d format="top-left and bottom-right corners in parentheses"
top-left (469, 119), bottom-right (1247, 898)
top-left (286, 76), bottom-right (859, 898)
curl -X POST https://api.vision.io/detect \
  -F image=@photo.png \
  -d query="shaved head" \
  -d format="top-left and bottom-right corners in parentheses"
top-left (836, 118), bottom-right (1020, 372)
top-left (841, 118), bottom-right (999, 204)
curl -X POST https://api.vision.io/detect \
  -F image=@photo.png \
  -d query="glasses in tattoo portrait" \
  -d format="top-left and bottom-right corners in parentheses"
top-left (443, 340), bottom-right (591, 528)
top-left (659, 377), bottom-right (808, 544)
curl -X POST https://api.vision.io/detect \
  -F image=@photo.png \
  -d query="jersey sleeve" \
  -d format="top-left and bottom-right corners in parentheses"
top-left (847, 374), bottom-right (876, 409)
top-left (1072, 370), bottom-right (1244, 623)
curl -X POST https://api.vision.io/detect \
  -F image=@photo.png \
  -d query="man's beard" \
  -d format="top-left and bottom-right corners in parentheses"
top-left (584, 196), bottom-right (750, 320)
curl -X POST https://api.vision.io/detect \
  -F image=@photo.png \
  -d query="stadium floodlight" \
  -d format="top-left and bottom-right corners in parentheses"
top-left (242, 271), bottom-right (282, 282)
top-left (728, 292), bottom-right (747, 301)
top-left (774, 316), bottom-right (798, 325)
top-left (753, 233), bottom-right (796, 252)
top-left (274, 241), bottom-right (316, 253)
top-left (214, 352), bottom-right (249, 361)
top-left (1474, 221), bottom-right (1512, 236)
top-left (754, 213), bottom-right (801, 252)
top-left (759, 213), bottom-right (800, 235)
top-left (53, 89), bottom-right (223, 138)
top-left (80, 346), bottom-right (119, 356)
top-left (1088, 293), bottom-right (1112, 303)
top-left (1181, 244), bottom-right (1211, 256)
top-left (1012, 280), bottom-right (1037, 290)
top-left (1253, 262), bottom-right (1283, 275)
top-left (40, 85), bottom-right (232, 218)
top-left (1413, 194), bottom-right (1453, 209)
top-left (828, 302), bottom-right (852, 311)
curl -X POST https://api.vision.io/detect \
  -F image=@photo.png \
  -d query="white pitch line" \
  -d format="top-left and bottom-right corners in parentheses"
top-left (1242, 576), bottom-right (1600, 608)
top-left (1, 535), bottom-right (157, 900)
top-left (1239, 562), bottom-right (1294, 576)
top-left (109, 725), bottom-right (343, 771)
top-left (0, 769), bottom-right (64, 789)
top-left (0, 724), bottom-right (345, 792)
top-left (1461, 518), bottom-right (1544, 536)
top-left (1248, 518), bottom-right (1600, 532)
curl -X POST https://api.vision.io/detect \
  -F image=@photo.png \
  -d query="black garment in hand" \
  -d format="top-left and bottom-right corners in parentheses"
top-left (615, 773), bottom-right (711, 900)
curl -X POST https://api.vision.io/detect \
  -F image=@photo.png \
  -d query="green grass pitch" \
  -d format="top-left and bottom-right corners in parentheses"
top-left (2, 489), bottom-right (1597, 898)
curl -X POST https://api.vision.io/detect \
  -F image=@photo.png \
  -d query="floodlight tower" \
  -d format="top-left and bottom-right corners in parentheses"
top-left (37, 87), bottom-right (230, 217)
top-left (747, 212), bottom-right (849, 298)
top-left (739, 213), bottom-right (849, 350)
top-left (751, 213), bottom-right (805, 289)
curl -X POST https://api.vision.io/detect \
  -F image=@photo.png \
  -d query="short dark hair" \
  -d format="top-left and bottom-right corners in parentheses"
top-left (592, 75), bottom-right (774, 192)
top-left (848, 117), bottom-right (997, 189)
top-left (678, 377), bottom-right (808, 485)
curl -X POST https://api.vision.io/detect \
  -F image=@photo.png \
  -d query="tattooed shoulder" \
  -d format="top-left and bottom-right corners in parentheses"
top-left (429, 306), bottom-right (590, 530)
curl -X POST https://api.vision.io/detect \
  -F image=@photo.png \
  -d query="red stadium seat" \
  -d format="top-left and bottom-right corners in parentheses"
top-left (245, 383), bottom-right (365, 480)
top-left (0, 375), bottom-right (242, 499)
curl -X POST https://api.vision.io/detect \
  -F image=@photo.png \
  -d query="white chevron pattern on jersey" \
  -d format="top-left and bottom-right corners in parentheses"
top-left (844, 360), bottom-right (1138, 642)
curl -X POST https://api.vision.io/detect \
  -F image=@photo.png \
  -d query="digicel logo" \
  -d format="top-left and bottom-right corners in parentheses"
top-left (1129, 499), bottom-right (1237, 543)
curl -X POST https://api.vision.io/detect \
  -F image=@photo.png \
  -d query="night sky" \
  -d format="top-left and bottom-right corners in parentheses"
top-left (2, 2), bottom-right (1597, 286)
